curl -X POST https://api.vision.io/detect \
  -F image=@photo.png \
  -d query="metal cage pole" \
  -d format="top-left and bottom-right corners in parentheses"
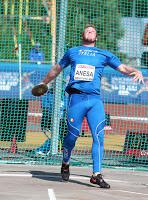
top-left (51, 0), bottom-right (68, 155)
top-left (18, 0), bottom-right (23, 100)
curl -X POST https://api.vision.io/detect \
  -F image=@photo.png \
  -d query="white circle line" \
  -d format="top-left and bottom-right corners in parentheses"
top-left (133, 173), bottom-right (148, 177)
top-left (111, 189), bottom-right (148, 196)
top-left (0, 173), bottom-right (129, 183)
top-left (1, 173), bottom-right (148, 197)
top-left (0, 174), bottom-right (32, 177)
top-left (48, 189), bottom-right (56, 200)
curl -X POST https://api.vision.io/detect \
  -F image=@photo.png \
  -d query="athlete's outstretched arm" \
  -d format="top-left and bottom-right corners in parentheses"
top-left (117, 64), bottom-right (144, 84)
top-left (42, 64), bottom-right (62, 84)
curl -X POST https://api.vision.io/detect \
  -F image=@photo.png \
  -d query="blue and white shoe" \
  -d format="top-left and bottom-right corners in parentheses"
top-left (35, 150), bottom-right (47, 157)
top-left (35, 139), bottom-right (51, 157)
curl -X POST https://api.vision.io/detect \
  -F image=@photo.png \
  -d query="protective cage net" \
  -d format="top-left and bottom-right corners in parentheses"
top-left (0, 0), bottom-right (147, 169)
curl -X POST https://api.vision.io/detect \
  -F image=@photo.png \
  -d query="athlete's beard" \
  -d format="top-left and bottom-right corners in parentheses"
top-left (82, 36), bottom-right (97, 45)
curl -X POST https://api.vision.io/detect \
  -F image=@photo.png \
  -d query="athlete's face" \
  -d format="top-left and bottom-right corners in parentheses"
top-left (82, 27), bottom-right (97, 43)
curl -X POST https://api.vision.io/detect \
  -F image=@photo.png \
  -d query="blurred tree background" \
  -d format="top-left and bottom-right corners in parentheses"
top-left (118, 0), bottom-right (148, 17)
top-left (0, 0), bottom-right (147, 62)
top-left (65, 0), bottom-right (124, 59)
top-left (0, 0), bottom-right (52, 61)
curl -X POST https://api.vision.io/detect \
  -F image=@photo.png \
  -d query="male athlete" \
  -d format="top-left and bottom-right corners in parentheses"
top-left (41, 24), bottom-right (144, 188)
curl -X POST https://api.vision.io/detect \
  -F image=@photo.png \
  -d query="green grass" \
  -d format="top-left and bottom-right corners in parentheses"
top-left (0, 131), bottom-right (125, 151)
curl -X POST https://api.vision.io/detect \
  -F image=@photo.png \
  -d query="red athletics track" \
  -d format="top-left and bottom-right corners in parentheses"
top-left (28, 101), bottom-right (148, 134)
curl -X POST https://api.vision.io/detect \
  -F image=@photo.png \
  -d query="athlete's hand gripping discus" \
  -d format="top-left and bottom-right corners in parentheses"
top-left (31, 83), bottom-right (48, 97)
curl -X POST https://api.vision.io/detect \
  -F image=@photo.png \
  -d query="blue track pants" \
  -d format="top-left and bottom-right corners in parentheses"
top-left (63, 93), bottom-right (105, 173)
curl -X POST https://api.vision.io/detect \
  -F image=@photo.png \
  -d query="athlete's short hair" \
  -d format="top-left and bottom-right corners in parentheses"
top-left (82, 24), bottom-right (98, 40)
top-left (84, 24), bottom-right (97, 31)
